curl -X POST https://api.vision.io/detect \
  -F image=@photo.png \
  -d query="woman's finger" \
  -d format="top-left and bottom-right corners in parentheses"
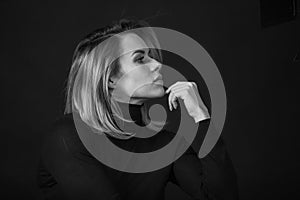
top-left (171, 89), bottom-right (189, 101)
top-left (168, 91), bottom-right (174, 111)
top-left (168, 91), bottom-right (178, 111)
top-left (170, 86), bottom-right (190, 94)
top-left (169, 85), bottom-right (193, 110)
top-left (171, 93), bottom-right (178, 110)
top-left (168, 85), bottom-right (189, 94)
top-left (167, 81), bottom-right (199, 111)
top-left (166, 81), bottom-right (186, 93)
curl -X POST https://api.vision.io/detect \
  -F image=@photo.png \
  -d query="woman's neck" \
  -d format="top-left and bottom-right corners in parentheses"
top-left (114, 99), bottom-right (146, 125)
top-left (114, 97), bottom-right (145, 105)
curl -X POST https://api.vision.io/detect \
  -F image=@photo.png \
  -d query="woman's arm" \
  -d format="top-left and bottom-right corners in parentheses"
top-left (169, 119), bottom-right (239, 200)
top-left (40, 121), bottom-right (122, 200)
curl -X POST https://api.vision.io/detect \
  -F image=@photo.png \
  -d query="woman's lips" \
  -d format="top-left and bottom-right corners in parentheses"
top-left (153, 75), bottom-right (163, 81)
top-left (153, 74), bottom-right (163, 85)
top-left (153, 79), bottom-right (163, 85)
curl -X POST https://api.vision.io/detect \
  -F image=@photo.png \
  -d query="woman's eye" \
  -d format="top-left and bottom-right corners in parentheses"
top-left (136, 57), bottom-right (145, 64)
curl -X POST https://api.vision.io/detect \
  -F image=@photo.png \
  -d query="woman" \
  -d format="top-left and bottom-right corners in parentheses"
top-left (37, 18), bottom-right (239, 200)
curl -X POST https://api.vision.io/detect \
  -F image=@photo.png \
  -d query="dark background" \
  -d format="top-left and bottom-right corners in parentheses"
top-left (1, 0), bottom-right (299, 199)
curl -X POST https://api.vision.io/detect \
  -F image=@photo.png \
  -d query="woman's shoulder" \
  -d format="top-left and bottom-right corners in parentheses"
top-left (47, 113), bottom-right (76, 137)
top-left (40, 113), bottom-right (91, 162)
top-left (41, 113), bottom-right (81, 151)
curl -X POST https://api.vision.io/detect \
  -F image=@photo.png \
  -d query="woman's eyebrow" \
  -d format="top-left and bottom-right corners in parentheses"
top-left (131, 49), bottom-right (148, 57)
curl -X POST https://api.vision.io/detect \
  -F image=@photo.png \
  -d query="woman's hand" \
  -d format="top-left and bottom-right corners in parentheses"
top-left (166, 81), bottom-right (210, 123)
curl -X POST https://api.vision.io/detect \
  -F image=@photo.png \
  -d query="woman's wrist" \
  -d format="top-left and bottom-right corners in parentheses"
top-left (192, 106), bottom-right (210, 123)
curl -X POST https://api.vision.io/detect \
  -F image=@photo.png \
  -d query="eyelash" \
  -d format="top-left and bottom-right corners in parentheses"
top-left (135, 51), bottom-right (154, 64)
top-left (136, 56), bottom-right (146, 64)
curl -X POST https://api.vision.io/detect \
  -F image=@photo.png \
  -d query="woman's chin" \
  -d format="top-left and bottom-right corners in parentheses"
top-left (149, 84), bottom-right (165, 97)
top-left (133, 84), bottom-right (165, 99)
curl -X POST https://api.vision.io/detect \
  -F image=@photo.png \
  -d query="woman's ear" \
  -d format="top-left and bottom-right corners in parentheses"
top-left (108, 79), bottom-right (115, 89)
top-left (108, 76), bottom-right (117, 89)
top-left (108, 66), bottom-right (122, 89)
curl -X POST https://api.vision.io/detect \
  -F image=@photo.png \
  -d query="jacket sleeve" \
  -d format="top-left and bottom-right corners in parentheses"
top-left (40, 122), bottom-right (122, 200)
top-left (169, 119), bottom-right (239, 200)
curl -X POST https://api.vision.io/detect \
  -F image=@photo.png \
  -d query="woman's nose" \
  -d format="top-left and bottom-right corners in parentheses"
top-left (149, 58), bottom-right (162, 72)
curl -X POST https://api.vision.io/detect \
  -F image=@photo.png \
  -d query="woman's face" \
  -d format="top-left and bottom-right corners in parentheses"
top-left (110, 33), bottom-right (165, 104)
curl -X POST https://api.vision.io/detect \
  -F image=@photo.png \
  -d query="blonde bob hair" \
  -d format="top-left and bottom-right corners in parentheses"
top-left (64, 19), bottom-right (164, 140)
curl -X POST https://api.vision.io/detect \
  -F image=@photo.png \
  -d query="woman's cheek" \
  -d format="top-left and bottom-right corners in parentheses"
top-left (121, 66), bottom-right (152, 95)
top-left (123, 78), bottom-right (146, 96)
top-left (131, 68), bottom-right (151, 85)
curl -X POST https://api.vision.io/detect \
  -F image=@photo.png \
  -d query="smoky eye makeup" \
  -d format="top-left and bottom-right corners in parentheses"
top-left (133, 49), bottom-right (155, 64)
top-left (133, 50), bottom-right (146, 63)
top-left (134, 54), bottom-right (145, 64)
